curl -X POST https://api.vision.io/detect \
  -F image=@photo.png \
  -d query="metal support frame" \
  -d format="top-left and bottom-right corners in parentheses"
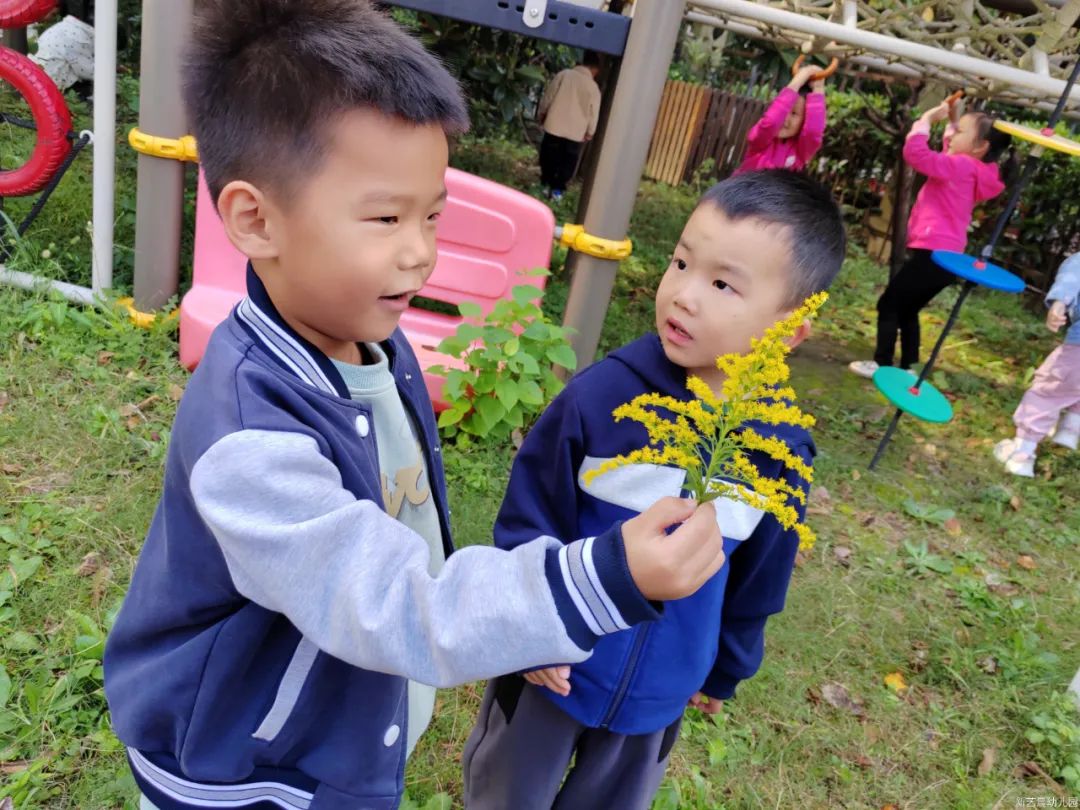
top-left (132, 0), bottom-right (194, 311)
top-left (561, 0), bottom-right (687, 370)
top-left (688, 0), bottom-right (1080, 108)
top-left (0, 0), bottom-right (116, 305)
top-left (388, 0), bottom-right (630, 55)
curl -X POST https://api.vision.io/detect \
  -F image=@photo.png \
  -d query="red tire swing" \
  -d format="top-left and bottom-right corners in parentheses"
top-left (1, 0), bottom-right (72, 197)
top-left (0, 0), bottom-right (55, 27)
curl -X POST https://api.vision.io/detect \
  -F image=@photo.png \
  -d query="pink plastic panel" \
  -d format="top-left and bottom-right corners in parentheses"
top-left (179, 167), bottom-right (556, 408)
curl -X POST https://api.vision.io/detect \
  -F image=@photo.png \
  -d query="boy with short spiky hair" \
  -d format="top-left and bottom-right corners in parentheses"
top-left (464, 170), bottom-right (846, 810)
top-left (103, 2), bottom-right (725, 808)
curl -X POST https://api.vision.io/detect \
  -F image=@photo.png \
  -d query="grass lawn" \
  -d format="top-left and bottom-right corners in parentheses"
top-left (1, 128), bottom-right (1078, 809)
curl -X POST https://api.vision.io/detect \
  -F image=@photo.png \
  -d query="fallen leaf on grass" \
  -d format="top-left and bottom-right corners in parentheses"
top-left (76, 552), bottom-right (101, 577)
top-left (867, 407), bottom-right (889, 422)
top-left (807, 486), bottom-right (832, 516)
top-left (1016, 554), bottom-right (1037, 571)
top-left (1, 463), bottom-right (25, 475)
top-left (820, 682), bottom-right (866, 717)
top-left (0, 761), bottom-right (29, 775)
top-left (977, 747), bottom-right (997, 776)
top-left (1010, 495), bottom-right (1022, 511)
top-left (97, 351), bottom-right (115, 365)
top-left (851, 469), bottom-right (861, 481)
top-left (984, 573), bottom-right (1020, 596)
top-left (881, 805), bottom-right (900, 810)
top-left (977, 655), bottom-right (999, 675)
top-left (168, 383), bottom-right (185, 402)
top-left (833, 546), bottom-right (852, 566)
top-left (0, 390), bottom-right (8, 413)
top-left (884, 672), bottom-right (908, 693)
top-left (944, 517), bottom-right (962, 537)
top-left (0, 795), bottom-right (15, 809)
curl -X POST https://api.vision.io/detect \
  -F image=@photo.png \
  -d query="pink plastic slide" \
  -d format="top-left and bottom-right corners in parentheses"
top-left (179, 168), bottom-right (555, 409)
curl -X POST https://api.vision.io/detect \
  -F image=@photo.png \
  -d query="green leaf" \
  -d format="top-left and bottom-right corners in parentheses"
top-left (457, 324), bottom-right (486, 342)
top-left (1025, 729), bottom-right (1046, 744)
top-left (511, 284), bottom-right (543, 305)
top-left (433, 337), bottom-right (467, 357)
top-left (75, 635), bottom-right (105, 660)
top-left (8, 555), bottom-right (42, 586)
top-left (519, 380), bottom-right (544, 406)
top-left (0, 665), bottom-right (10, 708)
top-left (546, 344), bottom-right (578, 370)
top-left (438, 406), bottom-right (468, 428)
top-left (475, 395), bottom-right (507, 428)
top-left (457, 301), bottom-right (483, 318)
top-left (522, 321), bottom-right (551, 341)
top-left (494, 378), bottom-right (520, 411)
top-left (515, 65), bottom-right (545, 82)
top-left (504, 337), bottom-right (520, 357)
top-left (519, 352), bottom-right (541, 375)
top-left (474, 371), bottom-right (498, 394)
top-left (4, 630), bottom-right (38, 652)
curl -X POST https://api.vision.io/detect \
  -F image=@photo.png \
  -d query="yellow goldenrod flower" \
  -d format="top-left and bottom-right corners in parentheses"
top-left (590, 293), bottom-right (828, 551)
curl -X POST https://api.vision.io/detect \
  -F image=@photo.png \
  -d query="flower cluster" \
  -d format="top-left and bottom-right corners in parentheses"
top-left (585, 293), bottom-right (827, 550)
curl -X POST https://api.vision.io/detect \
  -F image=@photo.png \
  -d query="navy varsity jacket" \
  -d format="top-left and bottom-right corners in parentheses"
top-left (103, 267), bottom-right (659, 810)
top-left (495, 334), bottom-right (814, 734)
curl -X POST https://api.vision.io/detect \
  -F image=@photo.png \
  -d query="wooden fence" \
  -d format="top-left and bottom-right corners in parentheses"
top-left (645, 80), bottom-right (767, 185)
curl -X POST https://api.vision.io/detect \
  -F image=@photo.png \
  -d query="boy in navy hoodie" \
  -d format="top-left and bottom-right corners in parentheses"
top-left (463, 170), bottom-right (847, 810)
top-left (102, 3), bottom-right (728, 808)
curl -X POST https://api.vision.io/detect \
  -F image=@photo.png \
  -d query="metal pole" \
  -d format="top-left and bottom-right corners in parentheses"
top-left (92, 0), bottom-right (118, 295)
top-left (688, 0), bottom-right (1080, 105)
top-left (981, 54), bottom-right (1080, 258)
top-left (132, 0), bottom-right (194, 310)
top-left (561, 0), bottom-right (687, 369)
top-left (869, 282), bottom-right (974, 469)
top-left (1, 28), bottom-right (28, 53)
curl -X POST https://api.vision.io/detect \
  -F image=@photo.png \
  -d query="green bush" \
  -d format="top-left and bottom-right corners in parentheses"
top-left (431, 281), bottom-right (576, 444)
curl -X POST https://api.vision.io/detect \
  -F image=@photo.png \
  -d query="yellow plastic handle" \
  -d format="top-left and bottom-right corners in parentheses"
top-left (558, 223), bottom-right (633, 261)
top-left (128, 128), bottom-right (200, 162)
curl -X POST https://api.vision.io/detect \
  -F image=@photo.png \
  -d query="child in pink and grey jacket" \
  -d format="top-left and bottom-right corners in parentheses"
top-left (849, 100), bottom-right (1011, 379)
top-left (734, 64), bottom-right (826, 175)
top-left (994, 252), bottom-right (1080, 477)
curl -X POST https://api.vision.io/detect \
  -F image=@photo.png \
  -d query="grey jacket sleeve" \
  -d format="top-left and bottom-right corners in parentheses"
top-left (1047, 253), bottom-right (1080, 321)
top-left (189, 429), bottom-right (652, 687)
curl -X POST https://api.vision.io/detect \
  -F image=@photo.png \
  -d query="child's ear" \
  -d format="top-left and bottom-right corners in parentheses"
top-left (785, 318), bottom-right (813, 350)
top-left (216, 180), bottom-right (280, 261)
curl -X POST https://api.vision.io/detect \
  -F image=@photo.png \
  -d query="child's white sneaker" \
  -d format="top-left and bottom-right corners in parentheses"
top-left (1052, 427), bottom-right (1080, 450)
top-left (848, 360), bottom-right (879, 379)
top-left (993, 439), bottom-right (1035, 478)
top-left (1051, 414), bottom-right (1080, 450)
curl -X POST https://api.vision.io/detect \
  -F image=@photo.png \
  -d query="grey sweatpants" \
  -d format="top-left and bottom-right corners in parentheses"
top-left (462, 676), bottom-right (682, 810)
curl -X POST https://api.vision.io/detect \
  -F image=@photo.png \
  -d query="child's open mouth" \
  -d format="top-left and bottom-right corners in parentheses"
top-left (665, 318), bottom-right (693, 346)
top-left (379, 292), bottom-right (414, 312)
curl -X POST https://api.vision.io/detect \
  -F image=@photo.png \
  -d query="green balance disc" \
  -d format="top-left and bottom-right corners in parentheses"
top-left (872, 367), bottom-right (953, 423)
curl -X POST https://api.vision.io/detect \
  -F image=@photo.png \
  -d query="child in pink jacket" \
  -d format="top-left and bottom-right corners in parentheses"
top-left (849, 101), bottom-right (1011, 378)
top-left (734, 64), bottom-right (826, 174)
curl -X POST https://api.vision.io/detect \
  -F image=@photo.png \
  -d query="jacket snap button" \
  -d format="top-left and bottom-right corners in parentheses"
top-left (356, 415), bottom-right (370, 438)
top-left (383, 724), bottom-right (400, 747)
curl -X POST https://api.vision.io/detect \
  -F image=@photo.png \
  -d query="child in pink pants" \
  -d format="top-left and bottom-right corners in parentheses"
top-left (994, 252), bottom-right (1080, 477)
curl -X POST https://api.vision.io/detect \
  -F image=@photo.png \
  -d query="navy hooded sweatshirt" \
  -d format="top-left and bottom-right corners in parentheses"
top-left (495, 333), bottom-right (814, 734)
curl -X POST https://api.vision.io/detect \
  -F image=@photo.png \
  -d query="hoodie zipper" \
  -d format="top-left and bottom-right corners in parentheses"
top-left (600, 623), bottom-right (652, 728)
